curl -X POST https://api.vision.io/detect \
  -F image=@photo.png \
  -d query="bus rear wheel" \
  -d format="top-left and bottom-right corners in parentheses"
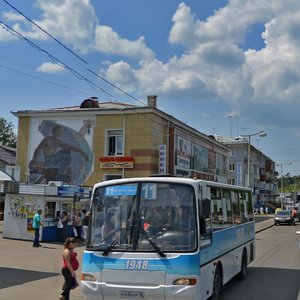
top-left (237, 250), bottom-right (247, 280)
top-left (211, 265), bottom-right (222, 300)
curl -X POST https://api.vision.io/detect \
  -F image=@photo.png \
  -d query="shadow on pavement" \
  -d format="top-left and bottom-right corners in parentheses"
top-left (221, 267), bottom-right (300, 300)
top-left (0, 267), bottom-right (59, 289)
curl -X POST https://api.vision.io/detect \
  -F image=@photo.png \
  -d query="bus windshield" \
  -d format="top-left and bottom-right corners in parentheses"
top-left (89, 181), bottom-right (197, 253)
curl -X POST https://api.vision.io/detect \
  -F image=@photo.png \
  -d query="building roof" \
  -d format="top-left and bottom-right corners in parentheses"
top-left (12, 97), bottom-right (229, 153)
top-left (213, 134), bottom-right (274, 163)
top-left (0, 145), bottom-right (16, 165)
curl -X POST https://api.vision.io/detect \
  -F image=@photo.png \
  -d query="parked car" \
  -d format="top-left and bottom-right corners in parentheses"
top-left (274, 210), bottom-right (295, 226)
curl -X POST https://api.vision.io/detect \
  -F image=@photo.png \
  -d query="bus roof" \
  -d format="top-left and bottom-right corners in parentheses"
top-left (93, 177), bottom-right (252, 192)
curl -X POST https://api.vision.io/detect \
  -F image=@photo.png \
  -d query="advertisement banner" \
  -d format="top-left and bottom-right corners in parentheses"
top-left (176, 136), bottom-right (191, 169)
top-left (236, 162), bottom-right (243, 186)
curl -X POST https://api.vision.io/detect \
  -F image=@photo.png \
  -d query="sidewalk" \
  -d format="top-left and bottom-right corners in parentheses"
top-left (0, 220), bottom-right (84, 300)
top-left (254, 215), bottom-right (275, 233)
top-left (0, 217), bottom-right (274, 300)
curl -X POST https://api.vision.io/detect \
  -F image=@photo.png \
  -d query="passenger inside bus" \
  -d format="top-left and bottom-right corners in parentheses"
top-left (102, 211), bottom-right (118, 243)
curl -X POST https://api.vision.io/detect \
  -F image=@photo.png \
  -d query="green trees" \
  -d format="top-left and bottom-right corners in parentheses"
top-left (0, 118), bottom-right (17, 148)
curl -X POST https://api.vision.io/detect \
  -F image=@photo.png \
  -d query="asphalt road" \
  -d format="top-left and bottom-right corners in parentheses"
top-left (0, 218), bottom-right (298, 300)
top-left (221, 224), bottom-right (300, 300)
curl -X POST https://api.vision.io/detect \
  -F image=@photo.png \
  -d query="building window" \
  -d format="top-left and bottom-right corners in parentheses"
top-left (106, 129), bottom-right (123, 156)
top-left (45, 202), bottom-right (56, 219)
top-left (104, 174), bottom-right (122, 181)
top-left (229, 178), bottom-right (235, 185)
top-left (230, 149), bottom-right (236, 157)
top-left (229, 163), bottom-right (235, 171)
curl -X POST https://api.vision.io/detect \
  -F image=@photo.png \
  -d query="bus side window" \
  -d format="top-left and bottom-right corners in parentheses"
top-left (200, 199), bottom-right (212, 242)
top-left (200, 216), bottom-right (206, 234)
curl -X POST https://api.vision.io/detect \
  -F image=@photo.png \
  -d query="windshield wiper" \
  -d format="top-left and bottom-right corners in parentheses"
top-left (139, 226), bottom-right (166, 258)
top-left (102, 226), bottom-right (132, 256)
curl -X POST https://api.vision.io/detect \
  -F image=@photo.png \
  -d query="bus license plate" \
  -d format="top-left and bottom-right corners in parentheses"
top-left (120, 291), bottom-right (145, 298)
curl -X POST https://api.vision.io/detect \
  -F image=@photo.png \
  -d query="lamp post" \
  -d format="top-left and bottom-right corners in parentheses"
top-left (240, 130), bottom-right (267, 187)
top-left (276, 161), bottom-right (293, 208)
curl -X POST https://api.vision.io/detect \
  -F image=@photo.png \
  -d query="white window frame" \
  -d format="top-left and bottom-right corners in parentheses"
top-left (229, 163), bottom-right (235, 171)
top-left (105, 129), bottom-right (124, 156)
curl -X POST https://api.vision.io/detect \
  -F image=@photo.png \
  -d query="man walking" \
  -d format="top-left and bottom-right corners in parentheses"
top-left (33, 209), bottom-right (44, 247)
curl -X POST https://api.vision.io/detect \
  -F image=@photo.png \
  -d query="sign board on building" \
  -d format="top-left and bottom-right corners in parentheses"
top-left (236, 162), bottom-right (243, 186)
top-left (99, 156), bottom-right (134, 168)
top-left (159, 144), bottom-right (167, 174)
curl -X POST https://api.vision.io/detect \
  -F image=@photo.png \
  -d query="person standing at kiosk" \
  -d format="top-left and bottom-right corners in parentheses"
top-left (32, 209), bottom-right (44, 247)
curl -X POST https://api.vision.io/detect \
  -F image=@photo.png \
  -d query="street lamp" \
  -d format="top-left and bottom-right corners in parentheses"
top-left (276, 161), bottom-right (293, 208)
top-left (240, 130), bottom-right (267, 187)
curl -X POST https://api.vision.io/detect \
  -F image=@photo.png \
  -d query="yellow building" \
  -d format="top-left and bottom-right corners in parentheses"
top-left (13, 96), bottom-right (229, 186)
top-left (3, 96), bottom-right (231, 242)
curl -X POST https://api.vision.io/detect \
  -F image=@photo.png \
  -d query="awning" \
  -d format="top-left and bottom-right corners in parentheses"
top-left (0, 171), bottom-right (12, 181)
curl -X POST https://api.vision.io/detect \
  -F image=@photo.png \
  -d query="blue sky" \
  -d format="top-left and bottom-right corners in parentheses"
top-left (1, 0), bottom-right (300, 176)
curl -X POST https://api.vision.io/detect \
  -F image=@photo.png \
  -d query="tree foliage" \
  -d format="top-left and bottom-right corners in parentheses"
top-left (0, 118), bottom-right (17, 148)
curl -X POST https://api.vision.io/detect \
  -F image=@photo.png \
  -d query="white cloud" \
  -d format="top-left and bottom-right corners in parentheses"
top-left (3, 12), bottom-right (26, 22)
top-left (100, 0), bottom-right (300, 129)
top-left (2, 0), bottom-right (97, 52)
top-left (94, 25), bottom-right (154, 61)
top-left (105, 61), bottom-right (137, 94)
top-left (37, 62), bottom-right (65, 73)
top-left (0, 25), bottom-right (17, 41)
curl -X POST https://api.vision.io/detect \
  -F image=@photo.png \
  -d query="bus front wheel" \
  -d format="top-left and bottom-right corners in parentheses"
top-left (211, 265), bottom-right (222, 300)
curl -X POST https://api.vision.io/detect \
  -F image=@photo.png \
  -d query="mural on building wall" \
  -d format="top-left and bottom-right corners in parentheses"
top-left (29, 119), bottom-right (94, 186)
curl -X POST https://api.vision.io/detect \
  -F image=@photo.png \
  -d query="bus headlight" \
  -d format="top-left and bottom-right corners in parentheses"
top-left (173, 278), bottom-right (197, 285)
top-left (81, 273), bottom-right (97, 282)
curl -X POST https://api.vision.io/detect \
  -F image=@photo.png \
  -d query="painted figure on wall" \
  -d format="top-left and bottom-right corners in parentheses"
top-left (29, 120), bottom-right (94, 185)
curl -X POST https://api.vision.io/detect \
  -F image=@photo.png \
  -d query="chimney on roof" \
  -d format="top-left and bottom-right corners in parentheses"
top-left (80, 97), bottom-right (99, 108)
top-left (147, 95), bottom-right (157, 108)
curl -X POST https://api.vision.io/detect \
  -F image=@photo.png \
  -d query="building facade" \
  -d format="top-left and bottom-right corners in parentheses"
top-left (4, 96), bottom-right (230, 241)
top-left (214, 135), bottom-right (277, 205)
top-left (14, 96), bottom-right (229, 186)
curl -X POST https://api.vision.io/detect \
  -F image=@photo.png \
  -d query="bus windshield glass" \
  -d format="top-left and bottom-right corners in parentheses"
top-left (89, 181), bottom-right (197, 252)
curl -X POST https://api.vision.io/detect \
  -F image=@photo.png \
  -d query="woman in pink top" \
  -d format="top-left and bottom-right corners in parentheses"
top-left (59, 237), bottom-right (79, 300)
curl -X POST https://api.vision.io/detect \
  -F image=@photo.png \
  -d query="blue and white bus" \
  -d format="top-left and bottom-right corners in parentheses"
top-left (81, 177), bottom-right (255, 300)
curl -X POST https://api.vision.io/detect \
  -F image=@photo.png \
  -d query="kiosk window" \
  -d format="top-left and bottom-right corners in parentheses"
top-left (45, 202), bottom-right (56, 218)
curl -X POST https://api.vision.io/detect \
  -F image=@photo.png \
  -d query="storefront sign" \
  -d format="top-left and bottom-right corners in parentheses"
top-left (236, 162), bottom-right (243, 186)
top-left (159, 145), bottom-right (167, 173)
top-left (99, 156), bottom-right (134, 168)
top-left (57, 186), bottom-right (89, 197)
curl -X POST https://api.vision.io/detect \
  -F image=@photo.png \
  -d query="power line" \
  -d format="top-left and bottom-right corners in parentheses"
top-left (87, 68), bottom-right (147, 107)
top-left (0, 20), bottom-right (171, 134)
top-left (0, 19), bottom-right (112, 96)
top-left (0, 63), bottom-right (92, 96)
top-left (2, 0), bottom-right (88, 64)
top-left (1, 0), bottom-right (149, 107)
top-left (0, 6), bottom-right (175, 135)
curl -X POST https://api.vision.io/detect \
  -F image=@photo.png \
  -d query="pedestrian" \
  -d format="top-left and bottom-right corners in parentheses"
top-left (73, 212), bottom-right (83, 241)
top-left (58, 211), bottom-right (70, 242)
top-left (32, 208), bottom-right (44, 247)
top-left (265, 207), bottom-right (268, 215)
top-left (260, 206), bottom-right (264, 215)
top-left (59, 237), bottom-right (79, 300)
top-left (292, 208), bottom-right (298, 225)
top-left (82, 209), bottom-right (89, 244)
